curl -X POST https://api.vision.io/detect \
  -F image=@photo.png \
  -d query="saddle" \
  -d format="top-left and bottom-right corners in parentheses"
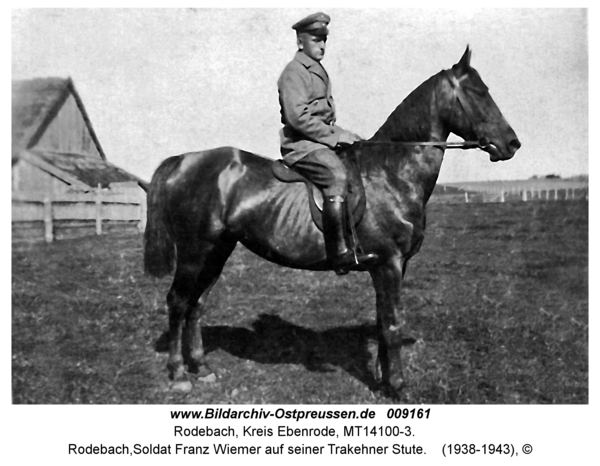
top-left (270, 149), bottom-right (366, 232)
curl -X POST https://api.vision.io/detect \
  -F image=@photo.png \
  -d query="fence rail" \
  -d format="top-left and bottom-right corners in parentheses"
top-left (12, 185), bottom-right (146, 242)
top-left (431, 186), bottom-right (588, 204)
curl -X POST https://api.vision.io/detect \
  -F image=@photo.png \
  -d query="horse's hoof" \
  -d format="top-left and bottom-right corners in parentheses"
top-left (170, 380), bottom-right (193, 392)
top-left (391, 377), bottom-right (407, 392)
top-left (380, 377), bottom-right (407, 399)
top-left (188, 360), bottom-right (214, 379)
top-left (197, 373), bottom-right (217, 383)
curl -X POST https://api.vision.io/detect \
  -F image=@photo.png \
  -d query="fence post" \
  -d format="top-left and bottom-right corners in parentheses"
top-left (43, 197), bottom-right (53, 242)
top-left (500, 191), bottom-right (505, 203)
top-left (522, 190), bottom-right (527, 202)
top-left (95, 184), bottom-right (102, 235)
top-left (464, 192), bottom-right (469, 203)
top-left (138, 197), bottom-right (147, 233)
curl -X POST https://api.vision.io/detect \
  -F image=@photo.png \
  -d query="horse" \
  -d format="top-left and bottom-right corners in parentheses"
top-left (144, 47), bottom-right (521, 395)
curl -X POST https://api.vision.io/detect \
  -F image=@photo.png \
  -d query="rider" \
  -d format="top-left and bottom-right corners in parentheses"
top-left (277, 12), bottom-right (378, 275)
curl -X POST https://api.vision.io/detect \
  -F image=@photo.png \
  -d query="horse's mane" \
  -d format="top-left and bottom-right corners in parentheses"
top-left (354, 71), bottom-right (443, 175)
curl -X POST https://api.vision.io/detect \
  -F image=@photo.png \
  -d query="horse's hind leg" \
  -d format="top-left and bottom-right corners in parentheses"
top-left (183, 276), bottom-right (220, 377)
top-left (165, 241), bottom-right (235, 389)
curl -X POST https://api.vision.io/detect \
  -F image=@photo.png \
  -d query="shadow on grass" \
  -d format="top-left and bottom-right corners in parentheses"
top-left (155, 313), bottom-right (415, 395)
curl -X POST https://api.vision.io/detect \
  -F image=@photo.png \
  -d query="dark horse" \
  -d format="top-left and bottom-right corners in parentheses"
top-left (144, 47), bottom-right (520, 394)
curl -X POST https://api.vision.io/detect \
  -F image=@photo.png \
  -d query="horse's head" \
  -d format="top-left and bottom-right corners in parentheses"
top-left (444, 46), bottom-right (521, 162)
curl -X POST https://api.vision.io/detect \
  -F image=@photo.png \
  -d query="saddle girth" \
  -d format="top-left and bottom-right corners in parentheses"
top-left (270, 152), bottom-right (367, 233)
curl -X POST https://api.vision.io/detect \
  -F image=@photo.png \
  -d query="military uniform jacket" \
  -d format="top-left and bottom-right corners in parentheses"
top-left (277, 51), bottom-right (345, 165)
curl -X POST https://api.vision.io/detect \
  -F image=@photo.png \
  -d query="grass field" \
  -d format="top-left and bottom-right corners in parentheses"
top-left (12, 200), bottom-right (588, 404)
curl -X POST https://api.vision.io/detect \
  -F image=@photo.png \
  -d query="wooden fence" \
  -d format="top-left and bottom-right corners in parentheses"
top-left (431, 184), bottom-right (588, 204)
top-left (12, 185), bottom-right (146, 243)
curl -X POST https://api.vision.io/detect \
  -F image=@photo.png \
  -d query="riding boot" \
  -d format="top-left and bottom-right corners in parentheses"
top-left (322, 195), bottom-right (378, 275)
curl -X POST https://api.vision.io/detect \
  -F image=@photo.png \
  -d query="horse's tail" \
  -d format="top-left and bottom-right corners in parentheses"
top-left (144, 156), bottom-right (181, 277)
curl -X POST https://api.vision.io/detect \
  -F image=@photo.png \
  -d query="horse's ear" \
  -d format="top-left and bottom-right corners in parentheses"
top-left (456, 45), bottom-right (472, 71)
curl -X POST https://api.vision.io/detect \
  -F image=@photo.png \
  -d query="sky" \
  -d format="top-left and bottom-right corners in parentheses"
top-left (11, 7), bottom-right (589, 183)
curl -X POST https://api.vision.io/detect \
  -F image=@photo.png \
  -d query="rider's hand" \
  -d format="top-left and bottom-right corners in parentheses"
top-left (337, 131), bottom-right (363, 146)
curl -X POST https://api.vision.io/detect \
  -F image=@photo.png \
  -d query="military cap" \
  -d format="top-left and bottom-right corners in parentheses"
top-left (292, 12), bottom-right (330, 35)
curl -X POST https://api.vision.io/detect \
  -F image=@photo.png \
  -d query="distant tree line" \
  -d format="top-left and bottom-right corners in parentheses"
top-left (529, 174), bottom-right (588, 181)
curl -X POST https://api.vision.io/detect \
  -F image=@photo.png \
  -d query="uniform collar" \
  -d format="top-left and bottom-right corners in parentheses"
top-left (294, 51), bottom-right (328, 80)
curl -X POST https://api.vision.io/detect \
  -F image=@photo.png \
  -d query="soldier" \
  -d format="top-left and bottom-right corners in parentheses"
top-left (277, 12), bottom-right (378, 275)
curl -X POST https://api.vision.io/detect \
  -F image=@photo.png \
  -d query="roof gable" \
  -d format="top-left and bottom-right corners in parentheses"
top-left (12, 77), bottom-right (106, 160)
top-left (12, 78), bottom-right (147, 191)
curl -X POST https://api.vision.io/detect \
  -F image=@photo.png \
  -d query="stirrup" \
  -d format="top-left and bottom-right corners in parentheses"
top-left (333, 250), bottom-right (379, 275)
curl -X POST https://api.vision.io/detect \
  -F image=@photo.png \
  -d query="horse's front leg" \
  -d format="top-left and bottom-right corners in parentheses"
top-left (370, 257), bottom-right (407, 393)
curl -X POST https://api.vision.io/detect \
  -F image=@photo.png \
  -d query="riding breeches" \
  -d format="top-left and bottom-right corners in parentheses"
top-left (288, 148), bottom-right (348, 197)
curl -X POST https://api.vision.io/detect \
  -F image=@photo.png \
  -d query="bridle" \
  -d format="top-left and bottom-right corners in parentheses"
top-left (357, 68), bottom-right (494, 153)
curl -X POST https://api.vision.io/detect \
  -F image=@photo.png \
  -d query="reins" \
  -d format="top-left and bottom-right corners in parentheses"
top-left (356, 139), bottom-right (489, 150)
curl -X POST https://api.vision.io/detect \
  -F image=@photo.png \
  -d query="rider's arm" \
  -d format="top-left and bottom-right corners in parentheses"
top-left (277, 65), bottom-right (341, 148)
